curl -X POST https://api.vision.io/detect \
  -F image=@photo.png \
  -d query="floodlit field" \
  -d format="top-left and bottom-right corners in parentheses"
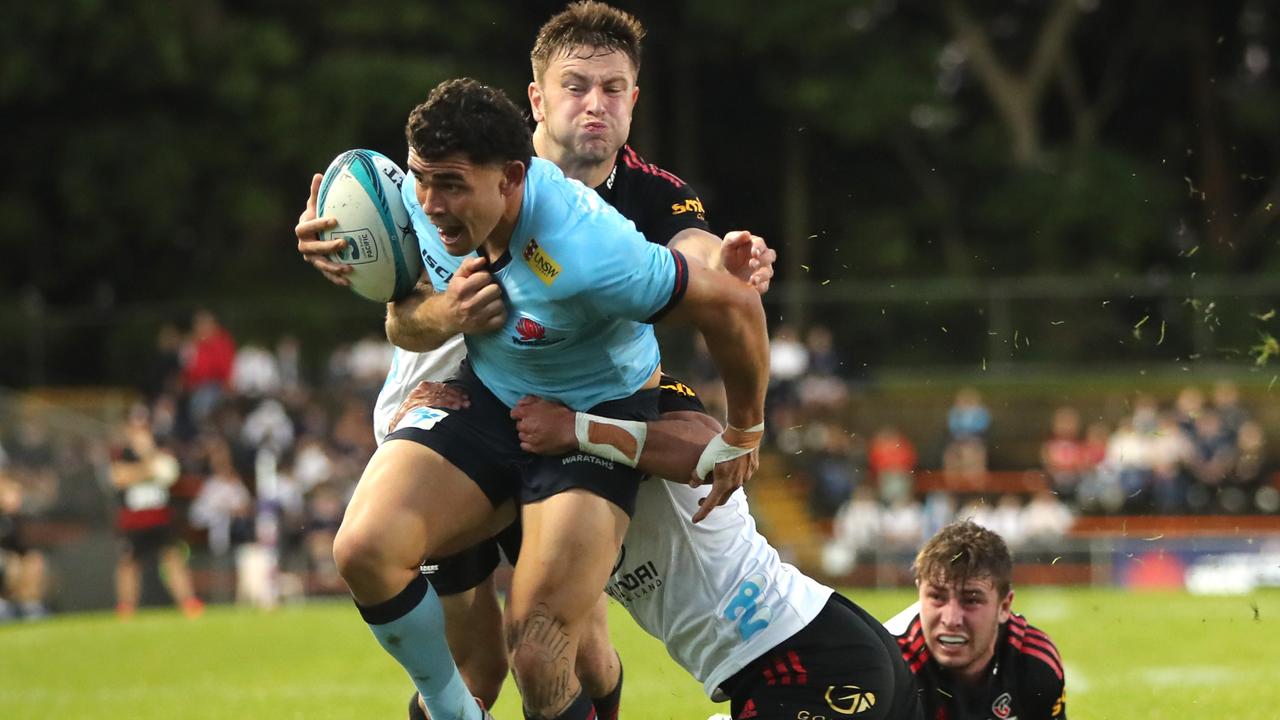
top-left (1, 587), bottom-right (1277, 719)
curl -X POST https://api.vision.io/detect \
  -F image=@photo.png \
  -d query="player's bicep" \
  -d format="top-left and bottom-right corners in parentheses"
top-left (585, 238), bottom-right (689, 322)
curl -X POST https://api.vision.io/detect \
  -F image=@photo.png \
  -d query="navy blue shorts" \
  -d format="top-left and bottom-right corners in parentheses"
top-left (409, 372), bottom-right (697, 596)
top-left (385, 361), bottom-right (657, 514)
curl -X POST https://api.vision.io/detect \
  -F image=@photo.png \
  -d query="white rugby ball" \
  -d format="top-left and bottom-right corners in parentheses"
top-left (317, 149), bottom-right (421, 302)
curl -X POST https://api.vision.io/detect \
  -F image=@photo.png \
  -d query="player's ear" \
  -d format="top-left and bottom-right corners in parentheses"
top-left (528, 81), bottom-right (545, 123)
top-left (997, 588), bottom-right (1014, 624)
top-left (500, 161), bottom-right (526, 196)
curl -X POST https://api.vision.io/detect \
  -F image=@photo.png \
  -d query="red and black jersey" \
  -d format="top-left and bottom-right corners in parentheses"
top-left (897, 612), bottom-right (1066, 720)
top-left (591, 145), bottom-right (712, 246)
top-left (114, 446), bottom-right (174, 532)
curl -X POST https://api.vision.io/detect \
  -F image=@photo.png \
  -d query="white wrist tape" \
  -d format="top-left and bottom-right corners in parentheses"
top-left (575, 412), bottom-right (648, 467)
top-left (695, 422), bottom-right (765, 480)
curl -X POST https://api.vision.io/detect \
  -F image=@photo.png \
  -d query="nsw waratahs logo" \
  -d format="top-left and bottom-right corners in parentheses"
top-left (512, 316), bottom-right (563, 346)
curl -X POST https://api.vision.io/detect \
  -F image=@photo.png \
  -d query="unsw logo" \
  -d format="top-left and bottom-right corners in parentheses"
top-left (522, 238), bottom-right (561, 286)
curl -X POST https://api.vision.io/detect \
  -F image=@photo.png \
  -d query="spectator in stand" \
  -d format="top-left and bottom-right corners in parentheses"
top-left (804, 324), bottom-right (841, 376)
top-left (1218, 417), bottom-right (1269, 512)
top-left (1079, 421), bottom-right (1109, 473)
top-left (275, 335), bottom-right (304, 396)
top-left (144, 322), bottom-right (185, 401)
top-left (1040, 407), bottom-right (1085, 502)
top-left (183, 309), bottom-right (236, 425)
top-left (985, 494), bottom-right (1026, 549)
top-left (230, 342), bottom-right (283, 398)
top-left (869, 425), bottom-right (918, 505)
top-left (943, 388), bottom-right (990, 482)
top-left (1211, 380), bottom-right (1249, 441)
top-left (882, 493), bottom-right (925, 552)
top-left (1174, 386), bottom-right (1205, 435)
top-left (805, 423), bottom-right (864, 519)
top-left (1130, 393), bottom-right (1158, 435)
top-left (189, 434), bottom-right (255, 602)
top-left (824, 484), bottom-right (883, 576)
top-left (0, 469), bottom-right (49, 621)
top-left (1149, 412), bottom-right (1193, 513)
top-left (1098, 417), bottom-right (1152, 513)
top-left (766, 324), bottom-right (809, 423)
top-left (110, 404), bottom-right (204, 619)
top-left (1185, 410), bottom-right (1236, 513)
top-left (1021, 489), bottom-right (1074, 548)
top-left (920, 490), bottom-right (957, 541)
top-left (303, 480), bottom-right (348, 593)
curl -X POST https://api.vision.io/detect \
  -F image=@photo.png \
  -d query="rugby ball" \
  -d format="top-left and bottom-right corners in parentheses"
top-left (317, 149), bottom-right (421, 302)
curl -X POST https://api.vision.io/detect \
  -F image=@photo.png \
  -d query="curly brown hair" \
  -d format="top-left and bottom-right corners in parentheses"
top-left (912, 520), bottom-right (1013, 598)
top-left (530, 1), bottom-right (645, 82)
top-left (405, 78), bottom-right (534, 166)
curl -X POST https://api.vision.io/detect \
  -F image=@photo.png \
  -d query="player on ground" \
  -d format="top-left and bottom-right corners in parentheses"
top-left (886, 521), bottom-right (1066, 720)
top-left (329, 78), bottom-right (769, 720)
top-left (294, 4), bottom-right (775, 718)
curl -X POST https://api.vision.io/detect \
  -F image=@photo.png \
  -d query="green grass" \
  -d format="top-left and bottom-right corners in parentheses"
top-left (1, 588), bottom-right (1277, 719)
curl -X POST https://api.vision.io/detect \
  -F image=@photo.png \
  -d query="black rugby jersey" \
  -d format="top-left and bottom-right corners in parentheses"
top-left (897, 612), bottom-right (1066, 720)
top-left (591, 145), bottom-right (711, 245)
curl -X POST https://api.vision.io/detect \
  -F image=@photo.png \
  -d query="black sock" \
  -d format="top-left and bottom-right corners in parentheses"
top-left (592, 660), bottom-right (623, 720)
top-left (526, 687), bottom-right (596, 720)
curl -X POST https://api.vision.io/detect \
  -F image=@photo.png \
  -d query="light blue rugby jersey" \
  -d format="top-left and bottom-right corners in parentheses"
top-left (401, 157), bottom-right (688, 410)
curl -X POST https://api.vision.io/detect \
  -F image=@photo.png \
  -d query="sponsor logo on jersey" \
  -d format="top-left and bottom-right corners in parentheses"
top-left (659, 380), bottom-right (697, 398)
top-left (824, 685), bottom-right (877, 715)
top-left (420, 248), bottom-right (453, 281)
top-left (723, 572), bottom-right (771, 641)
top-left (336, 229), bottom-right (378, 264)
top-left (992, 692), bottom-right (1013, 719)
top-left (1051, 689), bottom-right (1064, 718)
top-left (670, 197), bottom-right (706, 221)
top-left (606, 557), bottom-right (663, 603)
top-left (522, 238), bottom-right (561, 285)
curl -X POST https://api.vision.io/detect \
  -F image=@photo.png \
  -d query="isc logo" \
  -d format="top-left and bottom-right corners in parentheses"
top-left (723, 572), bottom-right (771, 641)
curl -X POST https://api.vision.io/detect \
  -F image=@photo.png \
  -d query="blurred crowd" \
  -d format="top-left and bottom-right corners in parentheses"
top-left (2, 316), bottom-right (1276, 617)
top-left (681, 324), bottom-right (1278, 574)
top-left (0, 309), bottom-right (392, 619)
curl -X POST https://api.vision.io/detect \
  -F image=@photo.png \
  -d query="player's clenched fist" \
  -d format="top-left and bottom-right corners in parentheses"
top-left (444, 256), bottom-right (506, 334)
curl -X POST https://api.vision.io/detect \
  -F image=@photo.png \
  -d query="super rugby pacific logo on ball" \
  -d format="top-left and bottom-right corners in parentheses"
top-left (317, 149), bottom-right (421, 302)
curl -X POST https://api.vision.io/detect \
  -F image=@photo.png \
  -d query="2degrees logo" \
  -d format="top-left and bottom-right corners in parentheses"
top-left (722, 572), bottom-right (771, 641)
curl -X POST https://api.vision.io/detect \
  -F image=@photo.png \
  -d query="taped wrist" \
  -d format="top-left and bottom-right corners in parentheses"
top-left (575, 412), bottom-right (648, 467)
top-left (695, 422), bottom-right (765, 481)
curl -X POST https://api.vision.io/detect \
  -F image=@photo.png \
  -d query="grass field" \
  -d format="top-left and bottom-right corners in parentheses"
top-left (2, 587), bottom-right (1277, 719)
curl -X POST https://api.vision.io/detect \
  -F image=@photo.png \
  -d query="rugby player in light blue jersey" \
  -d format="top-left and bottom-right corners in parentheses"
top-left (330, 78), bottom-right (769, 720)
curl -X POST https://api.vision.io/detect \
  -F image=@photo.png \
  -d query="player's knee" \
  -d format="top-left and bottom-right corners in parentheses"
top-left (331, 524), bottom-right (384, 586)
top-left (505, 608), bottom-right (575, 685)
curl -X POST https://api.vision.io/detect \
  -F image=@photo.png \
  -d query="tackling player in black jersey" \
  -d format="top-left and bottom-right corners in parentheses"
top-left (887, 521), bottom-right (1066, 720)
